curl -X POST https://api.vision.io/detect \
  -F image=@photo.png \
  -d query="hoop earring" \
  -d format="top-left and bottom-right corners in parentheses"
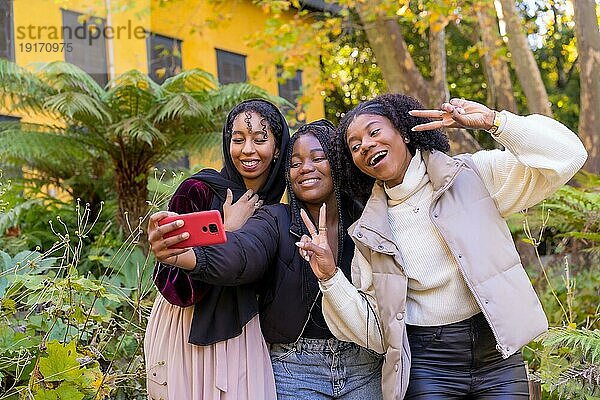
top-left (403, 136), bottom-right (410, 144)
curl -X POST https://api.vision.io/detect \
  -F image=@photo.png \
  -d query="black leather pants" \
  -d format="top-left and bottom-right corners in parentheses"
top-left (405, 313), bottom-right (530, 399)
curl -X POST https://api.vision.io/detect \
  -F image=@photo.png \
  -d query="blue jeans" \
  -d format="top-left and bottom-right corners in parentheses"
top-left (270, 337), bottom-right (383, 400)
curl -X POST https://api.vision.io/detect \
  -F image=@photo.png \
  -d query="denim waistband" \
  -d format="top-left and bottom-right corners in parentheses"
top-left (271, 337), bottom-right (356, 353)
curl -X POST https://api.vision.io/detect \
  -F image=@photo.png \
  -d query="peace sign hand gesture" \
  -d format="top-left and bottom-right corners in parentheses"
top-left (295, 204), bottom-right (338, 282)
top-left (409, 98), bottom-right (496, 132)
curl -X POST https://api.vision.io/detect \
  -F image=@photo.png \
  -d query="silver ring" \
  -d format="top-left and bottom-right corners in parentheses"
top-left (254, 202), bottom-right (260, 209)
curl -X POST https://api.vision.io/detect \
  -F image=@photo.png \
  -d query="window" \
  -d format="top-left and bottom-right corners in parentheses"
top-left (277, 67), bottom-right (304, 123)
top-left (147, 33), bottom-right (182, 84)
top-left (216, 49), bottom-right (246, 84)
top-left (62, 10), bottom-right (108, 87)
top-left (277, 67), bottom-right (303, 105)
top-left (0, 115), bottom-right (19, 123)
top-left (0, 0), bottom-right (14, 60)
top-left (156, 155), bottom-right (190, 173)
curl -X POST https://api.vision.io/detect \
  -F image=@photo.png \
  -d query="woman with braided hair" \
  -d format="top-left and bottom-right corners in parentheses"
top-left (151, 120), bottom-right (383, 399)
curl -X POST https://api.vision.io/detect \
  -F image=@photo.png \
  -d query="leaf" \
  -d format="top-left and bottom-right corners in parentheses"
top-left (34, 389), bottom-right (59, 400)
top-left (54, 382), bottom-right (85, 400)
top-left (38, 340), bottom-right (83, 382)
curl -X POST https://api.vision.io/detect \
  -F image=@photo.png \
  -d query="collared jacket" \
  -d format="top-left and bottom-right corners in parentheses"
top-left (320, 111), bottom-right (588, 399)
top-left (349, 151), bottom-right (550, 399)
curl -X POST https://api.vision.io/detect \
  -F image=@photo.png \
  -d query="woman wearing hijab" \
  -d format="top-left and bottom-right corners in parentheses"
top-left (150, 120), bottom-right (383, 399)
top-left (144, 99), bottom-right (290, 400)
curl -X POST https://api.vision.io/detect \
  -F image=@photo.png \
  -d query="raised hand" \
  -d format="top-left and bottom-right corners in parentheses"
top-left (223, 188), bottom-right (263, 231)
top-left (296, 204), bottom-right (337, 281)
top-left (409, 98), bottom-right (496, 132)
top-left (147, 211), bottom-right (192, 266)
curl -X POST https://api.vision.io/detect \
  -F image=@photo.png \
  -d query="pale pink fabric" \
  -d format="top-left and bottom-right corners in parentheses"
top-left (144, 293), bottom-right (276, 400)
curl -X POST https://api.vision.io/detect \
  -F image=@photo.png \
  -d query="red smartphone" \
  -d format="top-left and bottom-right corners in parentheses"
top-left (158, 210), bottom-right (227, 248)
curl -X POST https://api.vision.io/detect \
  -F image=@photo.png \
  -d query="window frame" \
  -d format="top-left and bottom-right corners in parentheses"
top-left (0, 0), bottom-right (15, 61)
top-left (146, 32), bottom-right (183, 84)
top-left (61, 9), bottom-right (109, 87)
top-left (215, 48), bottom-right (247, 84)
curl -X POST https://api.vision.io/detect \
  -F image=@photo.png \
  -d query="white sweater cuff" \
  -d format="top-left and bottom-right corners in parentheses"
top-left (320, 270), bottom-right (361, 310)
top-left (319, 268), bottom-right (342, 290)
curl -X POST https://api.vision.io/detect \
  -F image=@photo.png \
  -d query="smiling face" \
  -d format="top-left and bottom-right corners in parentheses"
top-left (289, 133), bottom-right (334, 205)
top-left (230, 111), bottom-right (279, 191)
top-left (345, 113), bottom-right (413, 188)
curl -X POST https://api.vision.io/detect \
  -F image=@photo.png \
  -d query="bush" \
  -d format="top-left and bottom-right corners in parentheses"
top-left (517, 172), bottom-right (600, 399)
top-left (0, 171), bottom-right (180, 398)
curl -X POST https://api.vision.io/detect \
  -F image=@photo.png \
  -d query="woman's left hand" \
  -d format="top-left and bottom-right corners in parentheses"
top-left (296, 204), bottom-right (338, 281)
top-left (409, 98), bottom-right (496, 131)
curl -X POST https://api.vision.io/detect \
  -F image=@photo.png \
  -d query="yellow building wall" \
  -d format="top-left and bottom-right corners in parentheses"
top-left (11, 0), bottom-right (324, 123)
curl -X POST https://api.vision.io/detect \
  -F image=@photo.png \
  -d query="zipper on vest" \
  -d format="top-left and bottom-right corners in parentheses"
top-left (428, 162), bottom-right (506, 358)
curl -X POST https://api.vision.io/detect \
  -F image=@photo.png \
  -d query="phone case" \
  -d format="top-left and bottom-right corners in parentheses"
top-left (159, 210), bottom-right (227, 248)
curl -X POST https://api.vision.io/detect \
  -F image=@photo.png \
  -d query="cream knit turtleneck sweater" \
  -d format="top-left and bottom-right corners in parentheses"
top-left (383, 150), bottom-right (480, 325)
top-left (318, 111), bottom-right (588, 352)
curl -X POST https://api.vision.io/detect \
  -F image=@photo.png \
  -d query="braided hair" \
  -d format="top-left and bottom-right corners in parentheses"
top-left (285, 119), bottom-right (352, 300)
top-left (333, 93), bottom-right (450, 203)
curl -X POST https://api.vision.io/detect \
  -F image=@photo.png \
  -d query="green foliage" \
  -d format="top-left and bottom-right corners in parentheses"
top-left (0, 216), bottom-right (150, 398)
top-left (0, 169), bottom-right (10, 213)
top-left (0, 168), bottom-right (185, 398)
top-left (517, 171), bottom-right (600, 256)
top-left (515, 174), bottom-right (600, 399)
top-left (529, 328), bottom-right (600, 399)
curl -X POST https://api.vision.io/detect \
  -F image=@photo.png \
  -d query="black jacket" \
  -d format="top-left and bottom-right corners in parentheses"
top-left (188, 203), bottom-right (356, 344)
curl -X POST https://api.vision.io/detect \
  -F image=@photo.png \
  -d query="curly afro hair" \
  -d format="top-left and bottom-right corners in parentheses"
top-left (224, 99), bottom-right (284, 148)
top-left (332, 93), bottom-right (450, 203)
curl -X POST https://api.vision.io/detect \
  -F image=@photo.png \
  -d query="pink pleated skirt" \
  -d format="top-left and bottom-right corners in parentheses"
top-left (144, 293), bottom-right (277, 400)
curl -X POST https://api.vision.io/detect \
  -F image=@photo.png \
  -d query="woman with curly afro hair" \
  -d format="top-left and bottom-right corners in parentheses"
top-left (297, 94), bottom-right (588, 399)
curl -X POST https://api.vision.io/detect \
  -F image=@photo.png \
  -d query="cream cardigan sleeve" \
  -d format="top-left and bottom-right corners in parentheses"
top-left (472, 111), bottom-right (588, 218)
top-left (319, 250), bottom-right (386, 354)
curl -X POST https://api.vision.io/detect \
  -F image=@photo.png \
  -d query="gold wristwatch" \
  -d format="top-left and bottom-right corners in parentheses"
top-left (486, 111), bottom-right (502, 136)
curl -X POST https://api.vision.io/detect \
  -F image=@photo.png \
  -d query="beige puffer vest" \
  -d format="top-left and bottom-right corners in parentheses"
top-left (349, 150), bottom-right (548, 400)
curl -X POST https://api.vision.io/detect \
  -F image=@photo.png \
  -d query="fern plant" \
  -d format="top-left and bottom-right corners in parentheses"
top-left (533, 327), bottom-right (600, 398)
top-left (0, 60), bottom-right (288, 238)
top-left (540, 171), bottom-right (600, 255)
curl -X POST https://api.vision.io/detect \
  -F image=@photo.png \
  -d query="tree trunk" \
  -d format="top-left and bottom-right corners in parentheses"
top-left (476, 5), bottom-right (518, 113)
top-left (355, 5), bottom-right (432, 106)
top-left (428, 24), bottom-right (480, 154)
top-left (355, 5), bottom-right (480, 153)
top-left (114, 165), bottom-right (150, 247)
top-left (497, 0), bottom-right (553, 116)
top-left (573, 0), bottom-right (600, 173)
top-left (429, 25), bottom-right (450, 103)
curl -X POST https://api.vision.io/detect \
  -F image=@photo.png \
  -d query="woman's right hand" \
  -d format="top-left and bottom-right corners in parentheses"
top-left (148, 211), bottom-right (194, 269)
top-left (222, 188), bottom-right (263, 231)
top-left (296, 204), bottom-right (338, 282)
top-left (409, 98), bottom-right (496, 131)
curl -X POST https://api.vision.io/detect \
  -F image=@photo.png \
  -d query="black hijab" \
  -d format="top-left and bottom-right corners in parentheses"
top-left (191, 99), bottom-right (290, 210)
